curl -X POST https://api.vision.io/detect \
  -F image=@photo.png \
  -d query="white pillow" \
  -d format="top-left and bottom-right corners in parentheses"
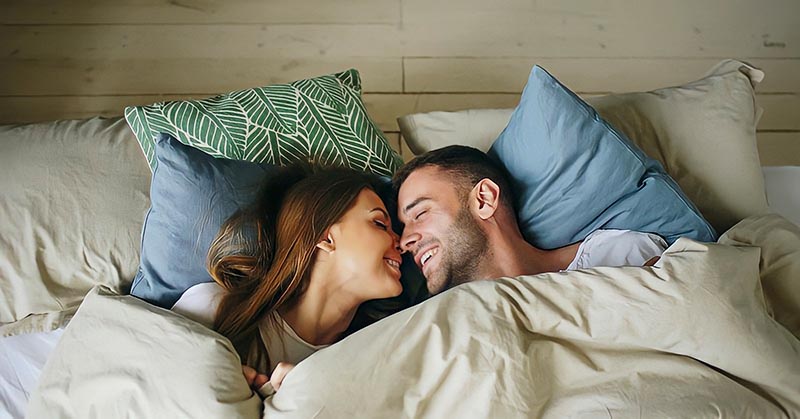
top-left (0, 117), bottom-right (151, 336)
top-left (398, 59), bottom-right (768, 234)
top-left (27, 286), bottom-right (262, 418)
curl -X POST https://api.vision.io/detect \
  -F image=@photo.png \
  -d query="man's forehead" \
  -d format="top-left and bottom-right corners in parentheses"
top-left (398, 166), bottom-right (460, 208)
top-left (400, 166), bottom-right (451, 196)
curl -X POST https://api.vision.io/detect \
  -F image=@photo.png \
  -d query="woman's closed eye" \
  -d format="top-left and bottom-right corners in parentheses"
top-left (373, 220), bottom-right (389, 230)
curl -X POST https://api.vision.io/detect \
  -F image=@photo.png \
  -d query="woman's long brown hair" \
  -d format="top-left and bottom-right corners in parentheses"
top-left (207, 164), bottom-right (382, 370)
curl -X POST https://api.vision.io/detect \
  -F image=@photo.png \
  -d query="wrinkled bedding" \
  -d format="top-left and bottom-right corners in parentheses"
top-left (28, 215), bottom-right (800, 418)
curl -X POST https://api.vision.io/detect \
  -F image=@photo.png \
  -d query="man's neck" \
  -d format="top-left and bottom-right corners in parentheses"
top-left (477, 229), bottom-right (580, 278)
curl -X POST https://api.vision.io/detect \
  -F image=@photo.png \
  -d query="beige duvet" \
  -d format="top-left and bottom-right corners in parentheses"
top-left (29, 214), bottom-right (800, 418)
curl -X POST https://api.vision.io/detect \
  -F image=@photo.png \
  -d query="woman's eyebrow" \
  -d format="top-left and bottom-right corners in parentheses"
top-left (370, 208), bottom-right (390, 220)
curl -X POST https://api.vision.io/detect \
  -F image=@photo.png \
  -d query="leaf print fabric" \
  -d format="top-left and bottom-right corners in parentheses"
top-left (125, 69), bottom-right (402, 176)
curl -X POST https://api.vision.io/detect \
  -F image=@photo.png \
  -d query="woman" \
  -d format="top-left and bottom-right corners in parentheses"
top-left (172, 165), bottom-right (403, 395)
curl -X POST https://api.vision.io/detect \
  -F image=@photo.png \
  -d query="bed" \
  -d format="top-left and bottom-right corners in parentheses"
top-left (1, 60), bottom-right (799, 418)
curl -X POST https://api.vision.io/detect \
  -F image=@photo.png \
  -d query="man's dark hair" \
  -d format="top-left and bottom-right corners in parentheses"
top-left (392, 145), bottom-right (515, 212)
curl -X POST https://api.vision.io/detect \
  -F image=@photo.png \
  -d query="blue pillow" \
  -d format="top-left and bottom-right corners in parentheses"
top-left (488, 66), bottom-right (716, 248)
top-left (131, 134), bottom-right (426, 312)
top-left (130, 133), bottom-right (275, 308)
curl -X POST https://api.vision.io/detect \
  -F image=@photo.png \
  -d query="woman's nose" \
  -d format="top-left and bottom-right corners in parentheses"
top-left (391, 230), bottom-right (401, 251)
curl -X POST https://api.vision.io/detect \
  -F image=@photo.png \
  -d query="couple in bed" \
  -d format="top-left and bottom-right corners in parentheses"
top-left (172, 145), bottom-right (667, 396)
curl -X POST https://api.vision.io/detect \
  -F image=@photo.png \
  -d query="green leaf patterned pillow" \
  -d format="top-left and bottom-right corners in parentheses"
top-left (124, 69), bottom-right (402, 176)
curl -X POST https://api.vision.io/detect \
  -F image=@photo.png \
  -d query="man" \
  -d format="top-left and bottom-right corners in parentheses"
top-left (393, 145), bottom-right (666, 295)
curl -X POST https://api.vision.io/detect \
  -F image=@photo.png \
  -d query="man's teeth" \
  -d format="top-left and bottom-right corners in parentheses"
top-left (421, 248), bottom-right (438, 266)
top-left (385, 259), bottom-right (400, 268)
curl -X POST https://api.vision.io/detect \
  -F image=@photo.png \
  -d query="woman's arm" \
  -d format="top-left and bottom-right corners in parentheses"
top-left (243, 362), bottom-right (295, 398)
top-left (644, 256), bottom-right (660, 266)
top-left (242, 365), bottom-right (269, 390)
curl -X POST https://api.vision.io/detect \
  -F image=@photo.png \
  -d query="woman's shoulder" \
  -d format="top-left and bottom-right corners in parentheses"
top-left (171, 282), bottom-right (226, 328)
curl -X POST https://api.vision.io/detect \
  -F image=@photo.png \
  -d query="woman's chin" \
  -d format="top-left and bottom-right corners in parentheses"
top-left (381, 278), bottom-right (403, 299)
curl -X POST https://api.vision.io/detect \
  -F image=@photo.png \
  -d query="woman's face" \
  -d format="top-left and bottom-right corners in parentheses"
top-left (326, 188), bottom-right (403, 300)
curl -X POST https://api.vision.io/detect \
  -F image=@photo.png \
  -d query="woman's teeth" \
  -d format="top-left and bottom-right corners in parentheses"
top-left (385, 258), bottom-right (400, 268)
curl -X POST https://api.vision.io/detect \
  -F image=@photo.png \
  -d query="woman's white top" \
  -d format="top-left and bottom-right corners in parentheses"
top-left (171, 282), bottom-right (327, 373)
top-left (565, 229), bottom-right (668, 271)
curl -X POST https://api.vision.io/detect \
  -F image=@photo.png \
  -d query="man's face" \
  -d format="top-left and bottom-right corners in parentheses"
top-left (397, 166), bottom-right (488, 294)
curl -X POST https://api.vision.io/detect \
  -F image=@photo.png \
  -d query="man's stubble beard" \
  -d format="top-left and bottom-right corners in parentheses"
top-left (428, 204), bottom-right (489, 295)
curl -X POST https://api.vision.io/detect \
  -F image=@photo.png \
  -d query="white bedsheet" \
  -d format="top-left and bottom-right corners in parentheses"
top-left (0, 329), bottom-right (63, 419)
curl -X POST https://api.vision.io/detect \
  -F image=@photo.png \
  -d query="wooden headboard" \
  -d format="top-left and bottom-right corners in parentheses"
top-left (1, 0), bottom-right (797, 165)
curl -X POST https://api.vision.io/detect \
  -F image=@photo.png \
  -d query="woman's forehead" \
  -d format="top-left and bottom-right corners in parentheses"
top-left (353, 188), bottom-right (386, 211)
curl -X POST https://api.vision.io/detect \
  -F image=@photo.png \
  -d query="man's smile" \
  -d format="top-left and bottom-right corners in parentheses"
top-left (415, 245), bottom-right (440, 274)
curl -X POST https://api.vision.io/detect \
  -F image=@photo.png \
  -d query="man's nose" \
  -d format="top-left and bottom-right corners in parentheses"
top-left (400, 228), bottom-right (419, 254)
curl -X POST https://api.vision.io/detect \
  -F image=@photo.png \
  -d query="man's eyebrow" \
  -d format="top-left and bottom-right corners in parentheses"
top-left (402, 197), bottom-right (431, 216)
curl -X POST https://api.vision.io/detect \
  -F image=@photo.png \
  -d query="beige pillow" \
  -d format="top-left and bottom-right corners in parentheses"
top-left (398, 59), bottom-right (768, 234)
top-left (27, 286), bottom-right (262, 418)
top-left (0, 117), bottom-right (151, 336)
top-left (719, 213), bottom-right (800, 338)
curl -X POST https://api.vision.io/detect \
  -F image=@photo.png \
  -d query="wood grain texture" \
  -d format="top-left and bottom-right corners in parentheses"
top-left (757, 132), bottom-right (800, 166)
top-left (404, 58), bottom-right (800, 93)
top-left (3, 93), bottom-right (794, 132)
top-left (1, 0), bottom-right (798, 165)
top-left (384, 132), bottom-right (402, 156)
top-left (1, 0), bottom-right (401, 24)
top-left (0, 58), bottom-right (402, 95)
top-left (400, 0), bottom-right (800, 58)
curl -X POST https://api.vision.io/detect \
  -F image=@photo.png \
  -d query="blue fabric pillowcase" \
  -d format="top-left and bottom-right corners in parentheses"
top-left (488, 66), bottom-right (716, 249)
top-left (131, 133), bottom-right (426, 311)
top-left (130, 133), bottom-right (275, 308)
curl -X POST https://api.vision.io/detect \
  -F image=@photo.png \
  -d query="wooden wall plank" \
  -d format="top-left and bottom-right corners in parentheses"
top-left (398, 134), bottom-right (415, 162)
top-left (757, 132), bottom-right (800, 166)
top-left (1, 1), bottom-right (797, 167)
top-left (0, 24), bottom-right (404, 94)
top-left (366, 93), bottom-right (800, 132)
top-left (397, 133), bottom-right (800, 166)
top-left (384, 132), bottom-right (402, 156)
top-left (0, 93), bottom-right (520, 126)
top-left (400, 0), bottom-right (800, 58)
top-left (0, 0), bottom-right (400, 24)
top-left (0, 24), bottom-right (403, 59)
top-left (5, 55), bottom-right (796, 97)
top-left (0, 58), bottom-right (402, 95)
top-left (363, 93), bottom-right (521, 131)
top-left (391, 133), bottom-right (800, 166)
top-left (0, 95), bottom-right (198, 123)
top-left (757, 94), bottom-right (800, 131)
top-left (1, 93), bottom-right (795, 132)
top-left (404, 58), bottom-right (800, 93)
top-left (2, 103), bottom-right (796, 167)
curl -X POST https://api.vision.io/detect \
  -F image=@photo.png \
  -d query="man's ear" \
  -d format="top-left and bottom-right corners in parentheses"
top-left (472, 178), bottom-right (501, 220)
top-left (315, 231), bottom-right (336, 253)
